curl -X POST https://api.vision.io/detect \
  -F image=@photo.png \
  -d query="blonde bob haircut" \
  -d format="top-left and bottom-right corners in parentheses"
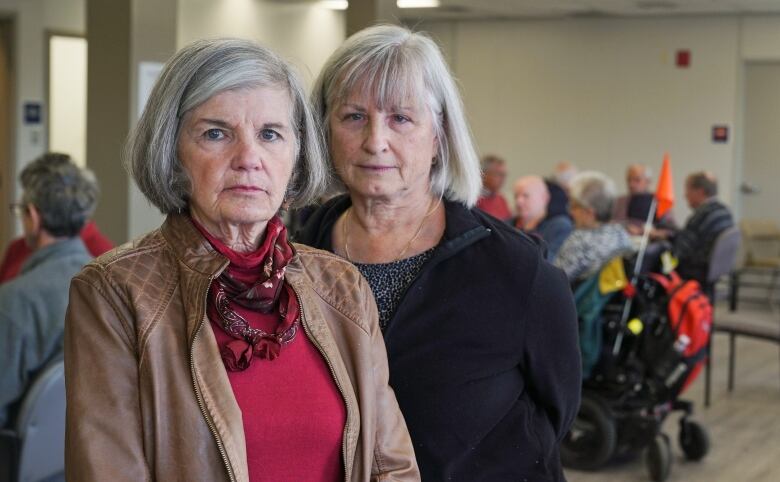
top-left (125, 38), bottom-right (328, 213)
top-left (312, 24), bottom-right (481, 207)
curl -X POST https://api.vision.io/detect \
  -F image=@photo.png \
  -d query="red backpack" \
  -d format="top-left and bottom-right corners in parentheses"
top-left (649, 271), bottom-right (713, 393)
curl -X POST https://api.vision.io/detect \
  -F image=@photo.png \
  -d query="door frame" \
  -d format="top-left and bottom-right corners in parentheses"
top-left (0, 16), bottom-right (16, 248)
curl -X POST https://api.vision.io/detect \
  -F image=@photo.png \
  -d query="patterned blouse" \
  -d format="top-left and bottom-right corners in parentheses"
top-left (353, 249), bottom-right (435, 332)
top-left (555, 223), bottom-right (633, 281)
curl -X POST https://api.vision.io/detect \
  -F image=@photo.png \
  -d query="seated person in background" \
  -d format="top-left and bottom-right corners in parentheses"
top-left (555, 171), bottom-right (633, 281)
top-left (0, 155), bottom-right (112, 284)
top-left (0, 153), bottom-right (97, 426)
top-left (613, 164), bottom-right (676, 234)
top-left (545, 161), bottom-right (577, 221)
top-left (657, 171), bottom-right (734, 285)
top-left (513, 175), bottom-right (573, 261)
top-left (475, 154), bottom-right (512, 220)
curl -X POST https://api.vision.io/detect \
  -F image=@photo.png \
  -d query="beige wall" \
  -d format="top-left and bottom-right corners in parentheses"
top-left (742, 63), bottom-right (780, 225)
top-left (177, 0), bottom-right (345, 86)
top-left (4, 1), bottom-right (780, 240)
top-left (0, 0), bottom-right (84, 236)
top-left (741, 16), bottom-right (780, 61)
top-left (423, 16), bottom-right (750, 222)
top-left (126, 0), bottom-right (177, 240)
top-left (49, 35), bottom-right (87, 167)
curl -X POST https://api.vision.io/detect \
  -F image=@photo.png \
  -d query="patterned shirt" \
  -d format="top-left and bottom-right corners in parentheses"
top-left (555, 223), bottom-right (633, 281)
top-left (353, 249), bottom-right (435, 332)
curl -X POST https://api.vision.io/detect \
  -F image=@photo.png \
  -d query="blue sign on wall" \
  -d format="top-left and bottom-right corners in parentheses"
top-left (24, 102), bottom-right (42, 124)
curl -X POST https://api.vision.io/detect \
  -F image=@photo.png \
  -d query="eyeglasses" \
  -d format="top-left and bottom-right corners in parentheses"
top-left (9, 202), bottom-right (27, 217)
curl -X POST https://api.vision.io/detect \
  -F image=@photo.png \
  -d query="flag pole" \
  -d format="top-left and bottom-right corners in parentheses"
top-left (612, 197), bottom-right (657, 355)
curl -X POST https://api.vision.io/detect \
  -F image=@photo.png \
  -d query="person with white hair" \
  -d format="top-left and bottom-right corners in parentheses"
top-left (64, 38), bottom-right (418, 481)
top-left (297, 24), bottom-right (580, 481)
top-left (555, 171), bottom-right (633, 281)
top-left (513, 175), bottom-right (573, 261)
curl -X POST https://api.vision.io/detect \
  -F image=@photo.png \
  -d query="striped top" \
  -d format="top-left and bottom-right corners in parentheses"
top-left (674, 198), bottom-right (734, 284)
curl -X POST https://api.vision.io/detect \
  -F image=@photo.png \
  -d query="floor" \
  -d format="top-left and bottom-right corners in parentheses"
top-left (565, 300), bottom-right (780, 482)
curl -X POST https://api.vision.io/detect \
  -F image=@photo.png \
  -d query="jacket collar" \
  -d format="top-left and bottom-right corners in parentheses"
top-left (20, 237), bottom-right (88, 274)
top-left (160, 213), bottom-right (230, 277)
top-left (295, 194), bottom-right (490, 253)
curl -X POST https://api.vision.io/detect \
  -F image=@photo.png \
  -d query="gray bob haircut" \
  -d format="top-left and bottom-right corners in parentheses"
top-left (125, 38), bottom-right (327, 213)
top-left (21, 152), bottom-right (99, 238)
top-left (311, 24), bottom-right (481, 206)
top-left (569, 171), bottom-right (617, 223)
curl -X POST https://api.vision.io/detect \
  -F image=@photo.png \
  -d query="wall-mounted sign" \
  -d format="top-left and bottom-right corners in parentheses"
top-left (676, 49), bottom-right (691, 68)
top-left (24, 102), bottom-right (42, 124)
top-left (712, 125), bottom-right (729, 143)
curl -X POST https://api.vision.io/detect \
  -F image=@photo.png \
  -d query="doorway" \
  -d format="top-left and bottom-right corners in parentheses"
top-left (47, 33), bottom-right (87, 168)
top-left (0, 18), bottom-right (14, 250)
top-left (742, 62), bottom-right (780, 225)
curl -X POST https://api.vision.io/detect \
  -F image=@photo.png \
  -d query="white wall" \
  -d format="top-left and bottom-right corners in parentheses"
top-left (177, 0), bottom-right (345, 86)
top-left (741, 16), bottom-right (780, 61)
top-left (49, 35), bottom-right (87, 167)
top-left (0, 0), bottom-right (85, 207)
top-left (424, 16), bottom-right (749, 223)
top-left (742, 63), bottom-right (780, 225)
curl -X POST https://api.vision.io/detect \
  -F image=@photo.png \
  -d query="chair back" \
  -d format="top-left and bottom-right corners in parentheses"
top-left (707, 226), bottom-right (742, 284)
top-left (14, 360), bottom-right (66, 482)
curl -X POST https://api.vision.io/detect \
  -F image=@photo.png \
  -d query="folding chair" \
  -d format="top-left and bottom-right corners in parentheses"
top-left (0, 360), bottom-right (66, 482)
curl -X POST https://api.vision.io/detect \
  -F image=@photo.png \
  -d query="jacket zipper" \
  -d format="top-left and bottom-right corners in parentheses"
top-left (190, 276), bottom-right (237, 482)
top-left (293, 286), bottom-right (351, 482)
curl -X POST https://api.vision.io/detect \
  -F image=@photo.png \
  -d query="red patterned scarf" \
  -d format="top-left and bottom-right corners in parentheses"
top-left (193, 216), bottom-right (300, 371)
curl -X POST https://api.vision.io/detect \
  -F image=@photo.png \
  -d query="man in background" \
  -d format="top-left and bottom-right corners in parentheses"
top-left (613, 164), bottom-right (652, 223)
top-left (673, 172), bottom-right (734, 284)
top-left (0, 153), bottom-right (98, 426)
top-left (513, 175), bottom-right (572, 261)
top-left (545, 161), bottom-right (578, 221)
top-left (653, 171), bottom-right (734, 285)
top-left (614, 163), bottom-right (676, 234)
top-left (476, 154), bottom-right (512, 220)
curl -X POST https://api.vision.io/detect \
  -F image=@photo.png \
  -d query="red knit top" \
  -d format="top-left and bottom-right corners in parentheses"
top-left (0, 221), bottom-right (113, 283)
top-left (476, 193), bottom-right (512, 220)
top-left (198, 222), bottom-right (346, 482)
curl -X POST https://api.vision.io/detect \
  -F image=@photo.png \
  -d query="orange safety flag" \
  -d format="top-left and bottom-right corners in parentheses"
top-left (655, 152), bottom-right (674, 219)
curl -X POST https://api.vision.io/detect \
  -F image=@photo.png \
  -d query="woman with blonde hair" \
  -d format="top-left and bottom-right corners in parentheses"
top-left (298, 25), bottom-right (581, 481)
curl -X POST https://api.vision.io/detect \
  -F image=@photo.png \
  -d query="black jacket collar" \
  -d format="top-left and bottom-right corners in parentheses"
top-left (294, 195), bottom-right (491, 260)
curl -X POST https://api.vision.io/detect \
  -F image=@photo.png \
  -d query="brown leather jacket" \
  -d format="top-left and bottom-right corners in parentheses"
top-left (64, 214), bottom-right (419, 482)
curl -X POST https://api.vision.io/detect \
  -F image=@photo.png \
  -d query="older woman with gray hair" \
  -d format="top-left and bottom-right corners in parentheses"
top-left (555, 171), bottom-right (633, 281)
top-left (297, 25), bottom-right (580, 481)
top-left (0, 152), bottom-right (96, 428)
top-left (64, 38), bottom-right (418, 482)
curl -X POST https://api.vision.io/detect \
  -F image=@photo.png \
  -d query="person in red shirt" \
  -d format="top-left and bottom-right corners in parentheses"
top-left (0, 220), bottom-right (113, 283)
top-left (475, 154), bottom-right (512, 220)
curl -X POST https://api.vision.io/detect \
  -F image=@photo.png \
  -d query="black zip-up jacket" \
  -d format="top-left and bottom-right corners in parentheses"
top-left (296, 195), bottom-right (581, 481)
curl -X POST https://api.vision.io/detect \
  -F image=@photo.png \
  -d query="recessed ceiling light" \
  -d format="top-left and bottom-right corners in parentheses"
top-left (636, 0), bottom-right (678, 9)
top-left (397, 0), bottom-right (441, 8)
top-left (321, 0), bottom-right (348, 10)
